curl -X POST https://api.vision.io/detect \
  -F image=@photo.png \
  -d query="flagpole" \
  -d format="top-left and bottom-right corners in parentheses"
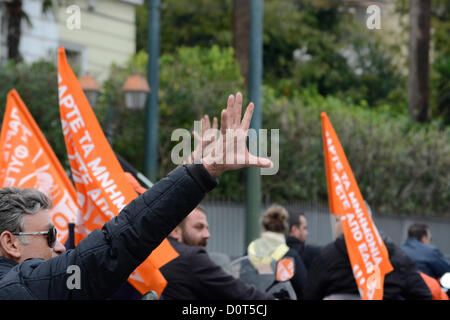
top-left (145, 0), bottom-right (161, 182)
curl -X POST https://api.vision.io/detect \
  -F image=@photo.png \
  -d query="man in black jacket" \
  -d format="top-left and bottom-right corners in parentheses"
top-left (286, 212), bottom-right (321, 271)
top-left (304, 216), bottom-right (432, 300)
top-left (160, 206), bottom-right (273, 300)
top-left (0, 92), bottom-right (273, 299)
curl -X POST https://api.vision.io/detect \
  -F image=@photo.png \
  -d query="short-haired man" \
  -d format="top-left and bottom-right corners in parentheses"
top-left (401, 223), bottom-right (450, 279)
top-left (0, 189), bottom-right (66, 262)
top-left (0, 92), bottom-right (273, 299)
top-left (286, 212), bottom-right (321, 271)
top-left (159, 206), bottom-right (273, 300)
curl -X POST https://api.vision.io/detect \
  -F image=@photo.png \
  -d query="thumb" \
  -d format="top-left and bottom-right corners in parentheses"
top-left (247, 154), bottom-right (273, 168)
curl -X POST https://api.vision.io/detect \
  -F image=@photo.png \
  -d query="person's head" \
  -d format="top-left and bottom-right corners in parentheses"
top-left (288, 212), bottom-right (308, 243)
top-left (334, 215), bottom-right (343, 237)
top-left (408, 223), bottom-right (431, 245)
top-left (0, 187), bottom-right (66, 262)
top-left (334, 201), bottom-right (372, 238)
top-left (170, 206), bottom-right (210, 247)
top-left (261, 204), bottom-right (289, 235)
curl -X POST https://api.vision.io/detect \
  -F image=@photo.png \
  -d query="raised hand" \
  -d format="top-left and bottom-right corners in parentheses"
top-left (188, 115), bottom-right (218, 164)
top-left (202, 92), bottom-right (273, 178)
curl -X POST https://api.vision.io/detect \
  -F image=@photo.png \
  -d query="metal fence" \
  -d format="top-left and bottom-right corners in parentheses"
top-left (203, 200), bottom-right (450, 260)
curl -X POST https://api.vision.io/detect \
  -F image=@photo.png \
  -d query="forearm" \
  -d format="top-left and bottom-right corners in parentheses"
top-left (106, 164), bottom-right (217, 262)
top-left (50, 164), bottom-right (217, 299)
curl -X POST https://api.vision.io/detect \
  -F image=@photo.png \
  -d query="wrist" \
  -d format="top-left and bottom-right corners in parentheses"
top-left (201, 160), bottom-right (223, 179)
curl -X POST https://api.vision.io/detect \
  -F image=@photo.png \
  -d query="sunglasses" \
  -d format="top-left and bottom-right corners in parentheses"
top-left (12, 226), bottom-right (58, 248)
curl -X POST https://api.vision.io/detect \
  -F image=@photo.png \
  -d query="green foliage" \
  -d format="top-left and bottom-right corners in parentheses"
top-left (0, 60), bottom-right (68, 167)
top-left (261, 88), bottom-right (450, 217)
top-left (432, 55), bottom-right (450, 124)
top-left (430, 0), bottom-right (450, 125)
top-left (0, 48), bottom-right (448, 217)
top-left (136, 0), bottom-right (233, 53)
top-left (394, 0), bottom-right (450, 124)
top-left (137, 0), bottom-right (407, 111)
top-left (100, 46), bottom-right (244, 194)
top-left (103, 48), bottom-right (449, 216)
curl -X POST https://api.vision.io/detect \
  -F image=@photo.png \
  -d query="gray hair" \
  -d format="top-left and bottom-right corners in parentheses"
top-left (0, 188), bottom-right (52, 244)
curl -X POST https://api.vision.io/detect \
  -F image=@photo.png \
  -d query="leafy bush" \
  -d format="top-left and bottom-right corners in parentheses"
top-left (99, 46), bottom-right (245, 191)
top-left (1, 48), bottom-right (448, 218)
top-left (104, 48), bottom-right (449, 217)
top-left (0, 60), bottom-right (68, 167)
top-left (262, 88), bottom-right (450, 217)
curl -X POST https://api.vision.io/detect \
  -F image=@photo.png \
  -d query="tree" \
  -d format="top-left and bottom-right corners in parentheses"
top-left (2, 0), bottom-right (55, 62)
top-left (408, 0), bottom-right (431, 123)
top-left (232, 0), bottom-right (250, 88)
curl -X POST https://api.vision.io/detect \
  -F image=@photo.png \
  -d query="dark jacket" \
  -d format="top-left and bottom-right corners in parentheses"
top-left (0, 164), bottom-right (217, 300)
top-left (159, 237), bottom-right (274, 300)
top-left (401, 238), bottom-right (450, 279)
top-left (304, 235), bottom-right (432, 300)
top-left (286, 236), bottom-right (321, 271)
top-left (282, 248), bottom-right (307, 300)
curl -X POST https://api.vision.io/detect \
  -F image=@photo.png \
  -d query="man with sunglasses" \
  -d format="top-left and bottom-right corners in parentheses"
top-left (0, 93), bottom-right (273, 299)
top-left (0, 189), bottom-right (66, 263)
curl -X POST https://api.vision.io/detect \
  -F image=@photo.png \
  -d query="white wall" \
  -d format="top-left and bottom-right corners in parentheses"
top-left (19, 0), bottom-right (59, 64)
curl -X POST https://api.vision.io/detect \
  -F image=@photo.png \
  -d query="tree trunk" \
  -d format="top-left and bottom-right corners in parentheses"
top-left (408, 0), bottom-right (431, 123)
top-left (233, 0), bottom-right (250, 88)
top-left (6, 0), bottom-right (23, 62)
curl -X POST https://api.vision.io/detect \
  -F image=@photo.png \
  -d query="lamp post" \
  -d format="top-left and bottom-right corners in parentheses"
top-left (122, 73), bottom-right (151, 110)
top-left (78, 72), bottom-right (100, 108)
top-left (80, 73), bottom-right (150, 143)
top-left (80, 73), bottom-right (153, 188)
top-left (146, 0), bottom-right (161, 182)
top-left (245, 0), bottom-right (263, 247)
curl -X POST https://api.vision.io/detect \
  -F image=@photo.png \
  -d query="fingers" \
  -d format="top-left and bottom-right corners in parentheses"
top-left (227, 94), bottom-right (236, 128)
top-left (234, 92), bottom-right (243, 127)
top-left (192, 130), bottom-right (202, 142)
top-left (241, 102), bottom-right (254, 131)
top-left (220, 109), bottom-right (227, 137)
top-left (204, 115), bottom-right (210, 132)
top-left (212, 116), bottom-right (218, 130)
top-left (247, 155), bottom-right (273, 169)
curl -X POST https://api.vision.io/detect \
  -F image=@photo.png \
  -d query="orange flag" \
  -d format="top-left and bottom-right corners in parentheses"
top-left (321, 112), bottom-right (393, 300)
top-left (57, 47), bottom-right (178, 297)
top-left (0, 89), bottom-right (78, 244)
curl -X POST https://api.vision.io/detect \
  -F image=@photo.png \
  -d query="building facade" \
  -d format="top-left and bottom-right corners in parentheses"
top-left (0, 0), bottom-right (142, 82)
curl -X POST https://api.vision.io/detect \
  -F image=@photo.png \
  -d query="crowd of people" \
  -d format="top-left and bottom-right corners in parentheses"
top-left (0, 92), bottom-right (449, 300)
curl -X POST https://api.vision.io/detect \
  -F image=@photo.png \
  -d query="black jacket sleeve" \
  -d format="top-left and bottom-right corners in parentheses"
top-left (18, 164), bottom-right (218, 299)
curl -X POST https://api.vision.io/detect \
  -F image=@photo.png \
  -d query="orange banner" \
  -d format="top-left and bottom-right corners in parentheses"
top-left (57, 47), bottom-right (178, 297)
top-left (0, 89), bottom-right (78, 244)
top-left (321, 112), bottom-right (393, 300)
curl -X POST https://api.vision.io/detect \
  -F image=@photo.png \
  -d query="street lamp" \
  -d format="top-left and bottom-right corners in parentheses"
top-left (122, 73), bottom-right (150, 110)
top-left (78, 72), bottom-right (100, 108)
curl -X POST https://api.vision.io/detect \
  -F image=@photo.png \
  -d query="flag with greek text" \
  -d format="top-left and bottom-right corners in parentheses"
top-left (0, 89), bottom-right (78, 244)
top-left (321, 112), bottom-right (393, 300)
top-left (57, 47), bottom-right (178, 297)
